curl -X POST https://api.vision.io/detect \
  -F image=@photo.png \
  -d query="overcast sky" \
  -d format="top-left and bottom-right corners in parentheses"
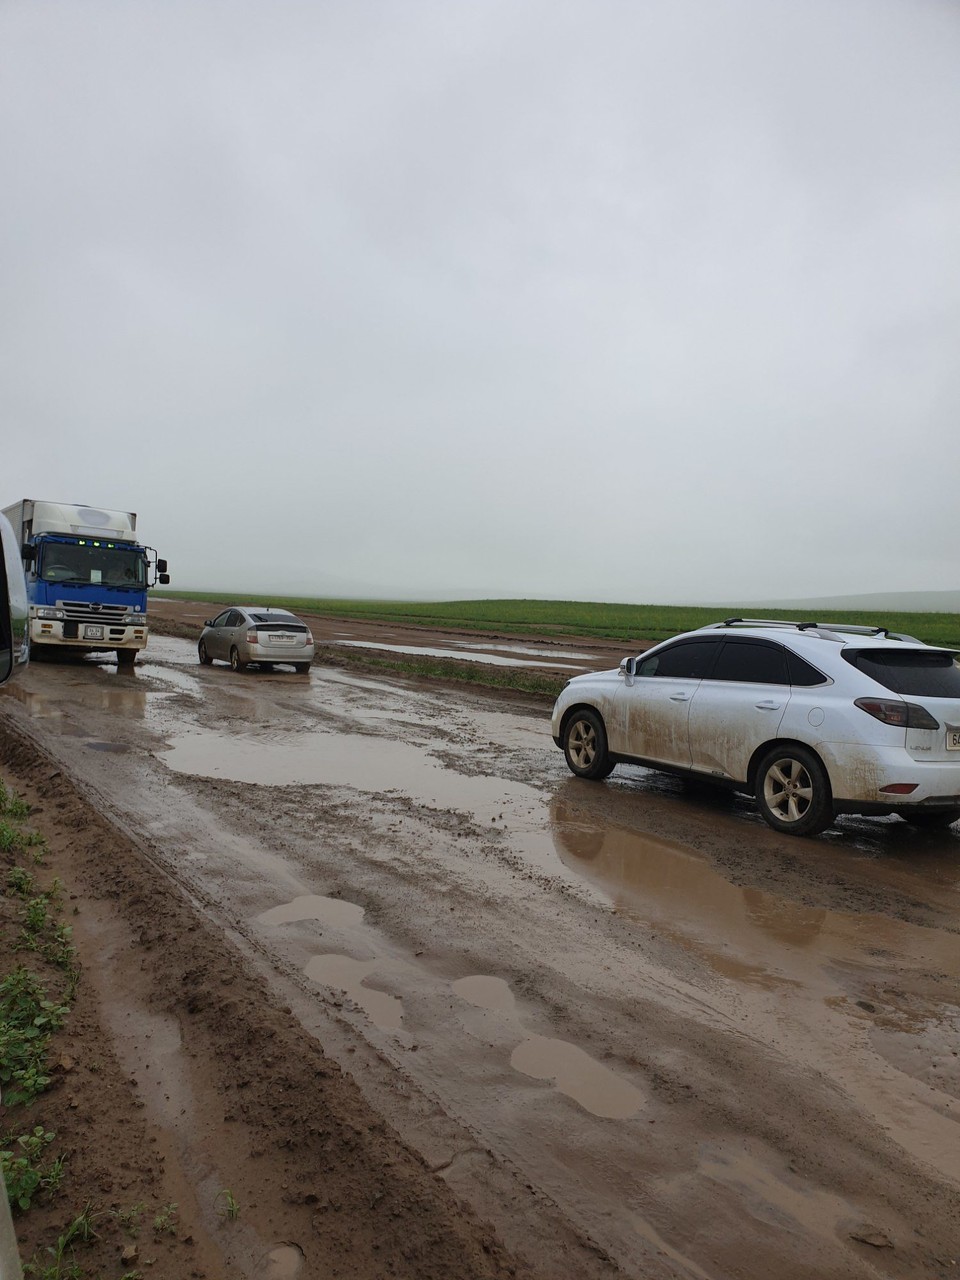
top-left (1, 0), bottom-right (958, 604)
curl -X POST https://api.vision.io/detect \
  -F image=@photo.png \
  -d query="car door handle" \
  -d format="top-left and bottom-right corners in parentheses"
top-left (669, 693), bottom-right (692, 702)
top-left (755, 701), bottom-right (782, 710)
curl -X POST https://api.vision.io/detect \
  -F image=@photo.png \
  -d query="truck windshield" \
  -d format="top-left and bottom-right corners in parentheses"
top-left (40, 543), bottom-right (146, 588)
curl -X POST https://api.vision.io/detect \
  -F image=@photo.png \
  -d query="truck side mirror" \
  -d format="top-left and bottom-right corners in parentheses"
top-left (20, 544), bottom-right (35, 564)
top-left (156, 559), bottom-right (168, 574)
top-left (158, 573), bottom-right (170, 585)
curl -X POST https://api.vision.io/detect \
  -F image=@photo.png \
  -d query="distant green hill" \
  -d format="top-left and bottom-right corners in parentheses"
top-left (744, 589), bottom-right (959, 614)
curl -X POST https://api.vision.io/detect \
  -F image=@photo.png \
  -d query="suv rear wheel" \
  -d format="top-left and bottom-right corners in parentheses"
top-left (755, 745), bottom-right (833, 837)
top-left (562, 710), bottom-right (615, 780)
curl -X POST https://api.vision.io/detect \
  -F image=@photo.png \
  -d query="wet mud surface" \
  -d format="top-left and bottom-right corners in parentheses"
top-left (2, 633), bottom-right (959, 1279)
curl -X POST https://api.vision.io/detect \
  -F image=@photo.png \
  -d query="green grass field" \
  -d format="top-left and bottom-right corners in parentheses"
top-left (153, 592), bottom-right (960, 650)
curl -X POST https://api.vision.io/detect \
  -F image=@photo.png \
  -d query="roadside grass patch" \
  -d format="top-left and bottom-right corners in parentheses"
top-left (0, 776), bottom-right (81, 1275)
top-left (156, 592), bottom-right (960, 650)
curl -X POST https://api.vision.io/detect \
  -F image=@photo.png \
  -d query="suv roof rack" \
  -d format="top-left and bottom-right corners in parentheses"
top-left (718, 617), bottom-right (894, 639)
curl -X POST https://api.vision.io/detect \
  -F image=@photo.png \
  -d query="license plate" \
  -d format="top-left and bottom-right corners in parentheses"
top-left (268, 633), bottom-right (296, 645)
top-left (84, 625), bottom-right (104, 639)
top-left (947, 730), bottom-right (960, 751)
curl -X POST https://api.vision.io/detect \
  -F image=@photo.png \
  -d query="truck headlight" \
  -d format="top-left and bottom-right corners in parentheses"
top-left (35, 608), bottom-right (65, 621)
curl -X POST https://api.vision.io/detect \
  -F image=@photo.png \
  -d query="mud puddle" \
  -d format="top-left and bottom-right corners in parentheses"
top-left (453, 975), bottom-right (644, 1119)
top-left (337, 639), bottom-right (581, 670)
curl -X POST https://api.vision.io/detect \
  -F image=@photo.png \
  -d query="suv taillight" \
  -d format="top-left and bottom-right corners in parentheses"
top-left (854, 698), bottom-right (940, 730)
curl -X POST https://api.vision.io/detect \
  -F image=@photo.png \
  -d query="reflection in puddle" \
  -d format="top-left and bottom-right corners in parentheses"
top-left (257, 895), bottom-right (364, 929)
top-left (548, 797), bottom-right (960, 975)
top-left (454, 974), bottom-right (643, 1119)
top-left (2, 679), bottom-right (147, 718)
top-left (337, 639), bottom-right (580, 670)
top-left (304, 954), bottom-right (403, 1030)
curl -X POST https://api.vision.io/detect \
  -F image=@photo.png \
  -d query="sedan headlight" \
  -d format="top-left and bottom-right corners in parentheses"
top-left (35, 607), bottom-right (65, 621)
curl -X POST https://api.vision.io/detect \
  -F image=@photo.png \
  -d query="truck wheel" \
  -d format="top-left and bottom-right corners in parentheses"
top-left (117, 649), bottom-right (136, 668)
top-left (230, 647), bottom-right (247, 672)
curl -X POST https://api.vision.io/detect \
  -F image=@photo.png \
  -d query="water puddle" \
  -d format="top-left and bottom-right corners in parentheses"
top-left (449, 641), bottom-right (596, 661)
top-left (454, 974), bottom-right (643, 1119)
top-left (337, 639), bottom-right (580, 670)
top-left (2, 679), bottom-right (147, 718)
top-left (452, 974), bottom-right (515, 1013)
top-left (257, 895), bottom-right (364, 929)
top-left (304, 953), bottom-right (403, 1030)
top-left (548, 797), bottom-right (960, 977)
top-left (510, 1036), bottom-right (644, 1119)
top-left (160, 728), bottom-right (545, 824)
top-left (261, 1244), bottom-right (304, 1279)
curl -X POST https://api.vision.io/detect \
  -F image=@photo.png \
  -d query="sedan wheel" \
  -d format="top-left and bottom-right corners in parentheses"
top-left (230, 646), bottom-right (246, 672)
top-left (562, 710), bottom-right (615, 780)
top-left (755, 746), bottom-right (832, 837)
top-left (198, 640), bottom-right (212, 666)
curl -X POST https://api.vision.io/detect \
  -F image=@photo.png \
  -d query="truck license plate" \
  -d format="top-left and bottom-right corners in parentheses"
top-left (84, 625), bottom-right (104, 639)
top-left (947, 730), bottom-right (960, 751)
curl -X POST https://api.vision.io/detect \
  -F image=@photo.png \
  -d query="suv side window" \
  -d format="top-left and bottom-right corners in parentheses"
top-left (712, 641), bottom-right (788, 685)
top-left (787, 651), bottom-right (829, 687)
top-left (638, 639), bottom-right (721, 679)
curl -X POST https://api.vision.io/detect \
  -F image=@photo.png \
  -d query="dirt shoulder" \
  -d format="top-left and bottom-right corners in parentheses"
top-left (0, 722), bottom-right (529, 1280)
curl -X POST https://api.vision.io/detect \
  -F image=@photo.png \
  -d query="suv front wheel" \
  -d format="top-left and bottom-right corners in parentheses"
top-left (562, 709), bottom-right (616, 780)
top-left (755, 745), bottom-right (833, 837)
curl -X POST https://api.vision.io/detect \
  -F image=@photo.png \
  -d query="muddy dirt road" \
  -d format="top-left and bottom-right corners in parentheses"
top-left (2, 637), bottom-right (959, 1279)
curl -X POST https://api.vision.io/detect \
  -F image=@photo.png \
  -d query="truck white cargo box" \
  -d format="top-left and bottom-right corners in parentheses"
top-left (1, 500), bottom-right (138, 544)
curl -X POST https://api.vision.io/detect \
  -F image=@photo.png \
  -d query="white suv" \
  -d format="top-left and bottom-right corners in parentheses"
top-left (551, 618), bottom-right (960, 837)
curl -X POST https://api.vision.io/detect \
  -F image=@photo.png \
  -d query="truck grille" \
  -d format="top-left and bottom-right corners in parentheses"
top-left (59, 602), bottom-right (130, 623)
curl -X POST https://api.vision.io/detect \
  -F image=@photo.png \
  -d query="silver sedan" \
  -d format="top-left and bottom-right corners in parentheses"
top-left (198, 605), bottom-right (315, 673)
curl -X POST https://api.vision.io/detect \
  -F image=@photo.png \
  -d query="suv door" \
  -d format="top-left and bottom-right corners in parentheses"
top-left (611, 638), bottom-right (721, 769)
top-left (686, 639), bottom-right (790, 781)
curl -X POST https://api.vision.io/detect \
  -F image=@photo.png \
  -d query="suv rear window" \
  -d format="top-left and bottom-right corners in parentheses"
top-left (845, 649), bottom-right (960, 697)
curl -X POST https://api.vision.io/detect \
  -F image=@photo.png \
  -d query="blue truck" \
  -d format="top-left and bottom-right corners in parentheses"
top-left (1, 498), bottom-right (169, 667)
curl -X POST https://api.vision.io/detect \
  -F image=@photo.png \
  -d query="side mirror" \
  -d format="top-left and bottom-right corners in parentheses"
top-left (158, 573), bottom-right (170, 585)
top-left (0, 514), bottom-right (29, 684)
top-left (20, 544), bottom-right (35, 565)
top-left (619, 657), bottom-right (637, 678)
top-left (156, 559), bottom-right (168, 574)
top-left (204, 620), bottom-right (213, 627)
